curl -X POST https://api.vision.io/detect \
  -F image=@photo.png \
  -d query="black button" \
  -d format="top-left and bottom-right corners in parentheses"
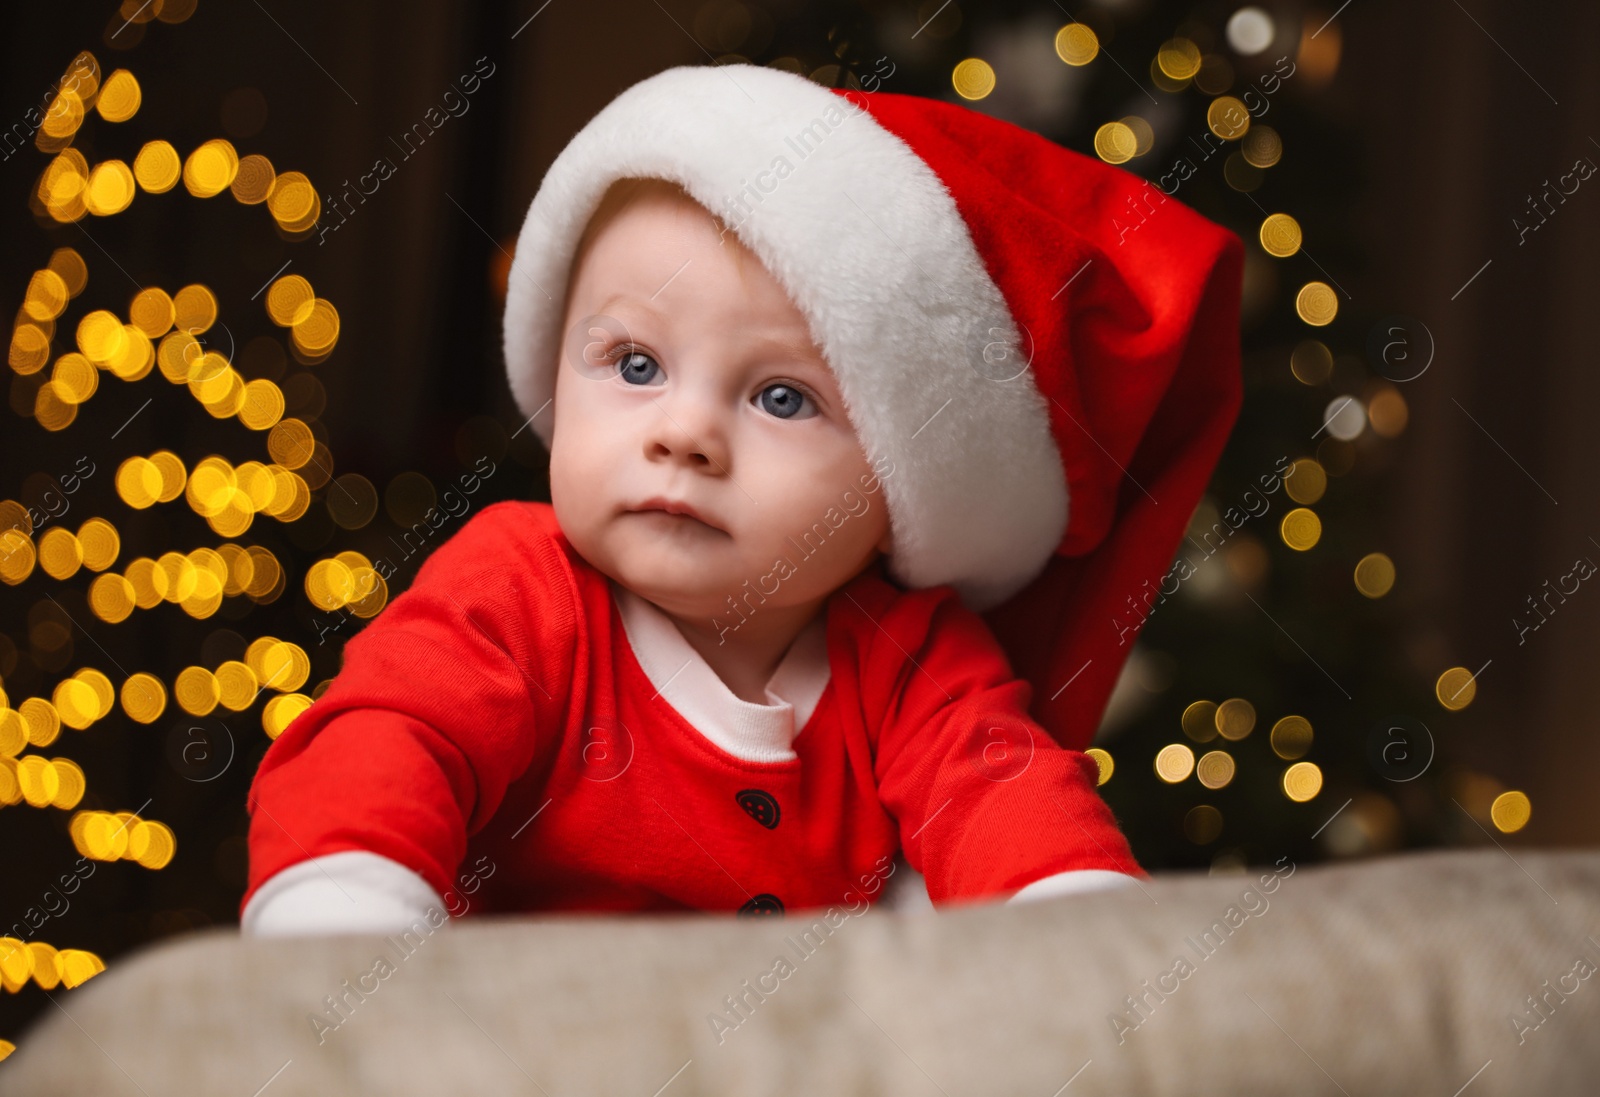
top-left (736, 788), bottom-right (780, 829)
top-left (738, 893), bottom-right (784, 917)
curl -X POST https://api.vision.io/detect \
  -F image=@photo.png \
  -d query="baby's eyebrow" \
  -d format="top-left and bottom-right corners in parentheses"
top-left (597, 292), bottom-right (828, 371)
top-left (596, 292), bottom-right (665, 319)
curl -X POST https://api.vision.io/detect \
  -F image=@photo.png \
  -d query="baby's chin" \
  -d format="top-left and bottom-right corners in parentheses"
top-left (593, 530), bottom-right (750, 609)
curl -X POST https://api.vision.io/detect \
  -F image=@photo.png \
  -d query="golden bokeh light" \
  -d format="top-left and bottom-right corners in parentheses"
top-left (0, 499), bottom-right (31, 535)
top-left (1196, 750), bottom-right (1235, 789)
top-left (1181, 699), bottom-right (1219, 743)
top-left (39, 149), bottom-right (90, 222)
top-left (120, 672), bottom-right (167, 724)
top-left (304, 558), bottom-right (353, 611)
top-left (326, 473), bottom-right (378, 530)
top-left (250, 638), bottom-right (310, 693)
top-left (267, 417), bottom-right (315, 468)
top-left (1054, 23), bottom-right (1099, 66)
top-left (346, 567), bottom-right (388, 618)
top-left (24, 269), bottom-right (70, 321)
top-left (1154, 742), bottom-right (1196, 783)
top-left (89, 572), bottom-right (136, 623)
top-left (47, 249), bottom-right (89, 297)
top-left (128, 818), bottom-right (176, 869)
top-left (127, 819), bottom-right (177, 869)
top-left (1280, 507), bottom-right (1322, 551)
top-left (76, 517), bottom-right (120, 571)
top-left (133, 139), bottom-right (181, 193)
top-left (951, 58), bottom-right (995, 100)
top-left (51, 353), bottom-right (98, 404)
top-left (1259, 212), bottom-right (1302, 258)
top-left (1269, 715), bottom-right (1314, 760)
top-left (1215, 697), bottom-right (1255, 741)
top-left (174, 666), bottom-right (220, 716)
top-left (265, 275), bottom-right (314, 326)
top-left (1207, 95), bottom-right (1249, 140)
top-left (49, 759), bottom-right (86, 810)
top-left (1490, 790), bottom-right (1531, 834)
top-left (84, 160), bottom-right (136, 216)
top-left (1435, 666), bottom-right (1477, 711)
top-left (243, 546), bottom-right (284, 602)
top-left (266, 170), bottom-right (320, 233)
top-left (231, 154), bottom-right (276, 205)
top-left (1282, 761), bottom-right (1323, 802)
top-left (1284, 457), bottom-right (1327, 505)
top-left (96, 69), bottom-right (141, 122)
top-left (36, 381), bottom-right (80, 430)
top-left (173, 283), bottom-right (218, 334)
top-left (1295, 281), bottom-right (1338, 326)
top-left (115, 456), bottom-right (164, 509)
top-left (10, 323), bottom-right (52, 375)
top-left (0, 531), bottom-right (37, 585)
top-left (18, 756), bottom-right (61, 807)
top-left (238, 378), bottom-right (285, 430)
top-left (1354, 552), bottom-right (1396, 598)
top-left (0, 710), bottom-right (25, 758)
top-left (148, 450), bottom-right (187, 501)
top-left (262, 692), bottom-right (313, 739)
top-left (290, 298), bottom-right (341, 358)
top-left (183, 139), bottom-right (240, 198)
top-left (123, 556), bottom-right (168, 608)
top-left (1083, 747), bottom-right (1113, 785)
top-left (129, 287), bottom-right (175, 337)
top-left (1093, 121), bottom-right (1137, 164)
top-left (215, 660), bottom-right (259, 711)
top-left (19, 698), bottom-right (60, 749)
top-left (52, 677), bottom-right (101, 730)
top-left (1156, 38), bottom-right (1202, 81)
top-left (1241, 125), bottom-right (1282, 168)
top-left (37, 527), bottom-right (84, 580)
top-left (1119, 116), bottom-right (1153, 157)
top-left (77, 309), bottom-right (126, 363)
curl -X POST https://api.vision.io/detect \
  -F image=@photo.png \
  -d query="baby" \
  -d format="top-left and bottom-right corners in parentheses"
top-left (241, 63), bottom-right (1243, 935)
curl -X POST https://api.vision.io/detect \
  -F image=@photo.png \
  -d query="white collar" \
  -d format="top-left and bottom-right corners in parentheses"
top-left (609, 580), bottom-right (831, 764)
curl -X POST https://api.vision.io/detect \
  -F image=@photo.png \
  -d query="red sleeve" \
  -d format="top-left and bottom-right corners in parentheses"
top-left (868, 586), bottom-right (1145, 904)
top-left (240, 501), bottom-right (579, 915)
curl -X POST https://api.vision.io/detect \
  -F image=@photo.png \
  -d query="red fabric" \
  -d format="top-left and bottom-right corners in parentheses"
top-left (242, 501), bottom-right (1143, 919)
top-left (832, 87), bottom-right (1246, 752)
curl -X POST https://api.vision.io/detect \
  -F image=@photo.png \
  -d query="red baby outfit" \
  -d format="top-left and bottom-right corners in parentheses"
top-left (241, 500), bottom-right (1142, 922)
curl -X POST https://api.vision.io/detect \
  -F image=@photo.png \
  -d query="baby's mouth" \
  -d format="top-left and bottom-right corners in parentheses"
top-left (624, 497), bottom-right (729, 535)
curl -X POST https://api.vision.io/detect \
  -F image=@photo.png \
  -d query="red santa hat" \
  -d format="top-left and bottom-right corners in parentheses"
top-left (502, 64), bottom-right (1244, 752)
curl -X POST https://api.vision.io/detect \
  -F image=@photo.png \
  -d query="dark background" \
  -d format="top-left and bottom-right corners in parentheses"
top-left (3, 0), bottom-right (1597, 1045)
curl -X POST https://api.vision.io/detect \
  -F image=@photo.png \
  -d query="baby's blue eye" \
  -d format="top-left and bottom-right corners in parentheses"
top-left (757, 383), bottom-right (816, 420)
top-left (613, 349), bottom-right (661, 386)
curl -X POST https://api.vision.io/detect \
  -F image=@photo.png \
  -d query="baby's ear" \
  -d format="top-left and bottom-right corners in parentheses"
top-left (876, 527), bottom-right (893, 555)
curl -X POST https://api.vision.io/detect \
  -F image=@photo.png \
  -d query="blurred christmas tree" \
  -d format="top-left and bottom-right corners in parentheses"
top-left (743, 0), bottom-right (1531, 871)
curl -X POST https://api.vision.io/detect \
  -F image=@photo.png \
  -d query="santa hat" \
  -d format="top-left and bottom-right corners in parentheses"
top-left (502, 64), bottom-right (1244, 752)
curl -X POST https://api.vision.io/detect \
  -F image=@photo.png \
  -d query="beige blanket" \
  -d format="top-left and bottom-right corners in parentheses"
top-left (6, 847), bottom-right (1598, 1095)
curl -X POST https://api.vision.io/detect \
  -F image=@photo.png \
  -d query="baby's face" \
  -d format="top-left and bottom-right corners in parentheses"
top-left (548, 180), bottom-right (891, 628)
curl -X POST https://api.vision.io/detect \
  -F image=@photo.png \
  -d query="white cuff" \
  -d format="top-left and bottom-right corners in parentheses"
top-left (241, 850), bottom-right (450, 937)
top-left (1005, 869), bottom-right (1141, 905)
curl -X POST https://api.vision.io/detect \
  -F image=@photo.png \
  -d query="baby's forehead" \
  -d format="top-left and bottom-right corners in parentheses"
top-left (566, 179), bottom-right (828, 349)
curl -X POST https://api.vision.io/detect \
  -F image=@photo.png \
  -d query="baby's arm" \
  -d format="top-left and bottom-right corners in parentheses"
top-left (241, 850), bottom-right (444, 935)
top-left (1005, 869), bottom-right (1140, 903)
top-left (866, 586), bottom-right (1146, 906)
top-left (240, 502), bottom-right (575, 936)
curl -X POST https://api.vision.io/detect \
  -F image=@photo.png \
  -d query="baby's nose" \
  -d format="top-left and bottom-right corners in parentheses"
top-left (644, 392), bottom-right (731, 470)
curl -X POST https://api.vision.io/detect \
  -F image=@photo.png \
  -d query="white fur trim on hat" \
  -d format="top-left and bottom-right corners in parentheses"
top-left (502, 64), bottom-right (1067, 612)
